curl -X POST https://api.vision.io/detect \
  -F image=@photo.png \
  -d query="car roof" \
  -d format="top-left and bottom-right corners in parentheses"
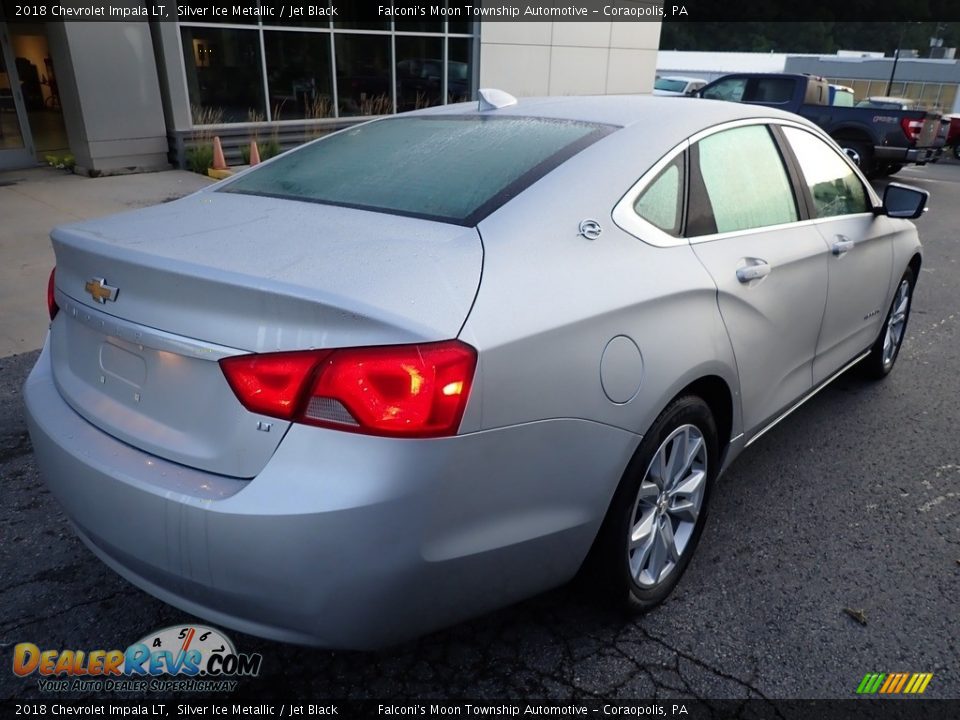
top-left (408, 94), bottom-right (817, 138)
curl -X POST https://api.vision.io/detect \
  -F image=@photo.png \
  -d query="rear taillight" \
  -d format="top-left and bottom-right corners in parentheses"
top-left (47, 268), bottom-right (59, 321)
top-left (901, 117), bottom-right (923, 144)
top-left (220, 340), bottom-right (477, 438)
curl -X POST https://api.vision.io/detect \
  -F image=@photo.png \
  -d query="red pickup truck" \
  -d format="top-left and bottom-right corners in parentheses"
top-left (945, 114), bottom-right (960, 159)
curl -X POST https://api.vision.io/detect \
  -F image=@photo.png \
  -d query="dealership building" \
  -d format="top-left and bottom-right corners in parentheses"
top-left (0, 17), bottom-right (662, 174)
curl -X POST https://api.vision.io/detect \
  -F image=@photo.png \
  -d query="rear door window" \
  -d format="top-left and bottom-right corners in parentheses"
top-left (221, 116), bottom-right (613, 226)
top-left (689, 125), bottom-right (799, 235)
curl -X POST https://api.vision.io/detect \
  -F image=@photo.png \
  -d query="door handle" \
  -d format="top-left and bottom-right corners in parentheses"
top-left (832, 236), bottom-right (855, 256)
top-left (736, 261), bottom-right (771, 283)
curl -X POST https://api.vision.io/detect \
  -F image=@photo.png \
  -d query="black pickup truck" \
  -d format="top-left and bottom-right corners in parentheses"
top-left (695, 73), bottom-right (945, 177)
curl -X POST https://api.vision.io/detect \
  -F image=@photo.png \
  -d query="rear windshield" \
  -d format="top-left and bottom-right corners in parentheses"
top-left (221, 116), bottom-right (613, 226)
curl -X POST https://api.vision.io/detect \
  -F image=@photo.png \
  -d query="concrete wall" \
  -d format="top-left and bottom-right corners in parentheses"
top-left (479, 21), bottom-right (661, 96)
top-left (150, 21), bottom-right (192, 134)
top-left (46, 22), bottom-right (169, 175)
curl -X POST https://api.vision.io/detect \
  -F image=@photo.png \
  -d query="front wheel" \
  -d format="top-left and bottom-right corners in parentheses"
top-left (862, 267), bottom-right (915, 379)
top-left (839, 140), bottom-right (875, 177)
top-left (585, 396), bottom-right (719, 611)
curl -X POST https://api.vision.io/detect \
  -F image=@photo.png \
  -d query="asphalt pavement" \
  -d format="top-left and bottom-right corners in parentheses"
top-left (1, 162), bottom-right (957, 703)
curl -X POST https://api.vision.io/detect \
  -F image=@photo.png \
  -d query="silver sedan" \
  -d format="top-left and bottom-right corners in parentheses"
top-left (25, 92), bottom-right (927, 648)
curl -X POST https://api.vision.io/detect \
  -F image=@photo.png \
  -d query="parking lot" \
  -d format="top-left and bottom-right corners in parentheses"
top-left (1, 162), bottom-right (958, 702)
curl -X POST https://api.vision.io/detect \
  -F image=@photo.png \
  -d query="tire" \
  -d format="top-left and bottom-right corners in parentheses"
top-left (862, 267), bottom-right (915, 380)
top-left (584, 396), bottom-right (719, 611)
top-left (838, 140), bottom-right (875, 177)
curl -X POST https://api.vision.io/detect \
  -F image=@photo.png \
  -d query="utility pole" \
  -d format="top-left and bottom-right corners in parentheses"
top-left (885, 25), bottom-right (906, 96)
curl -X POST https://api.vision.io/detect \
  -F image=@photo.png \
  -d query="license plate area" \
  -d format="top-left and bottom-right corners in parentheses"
top-left (49, 296), bottom-right (290, 479)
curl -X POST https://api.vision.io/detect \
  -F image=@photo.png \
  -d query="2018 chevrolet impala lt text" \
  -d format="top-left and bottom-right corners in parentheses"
top-left (24, 93), bottom-right (928, 649)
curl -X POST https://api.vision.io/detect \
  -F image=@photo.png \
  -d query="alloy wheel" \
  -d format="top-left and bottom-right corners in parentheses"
top-left (628, 424), bottom-right (707, 589)
top-left (882, 278), bottom-right (911, 369)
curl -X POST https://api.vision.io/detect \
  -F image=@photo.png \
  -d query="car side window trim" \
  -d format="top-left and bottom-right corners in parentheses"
top-left (611, 117), bottom-right (882, 249)
top-left (611, 139), bottom-right (692, 248)
top-left (685, 143), bottom-right (718, 237)
top-left (768, 124), bottom-right (815, 221)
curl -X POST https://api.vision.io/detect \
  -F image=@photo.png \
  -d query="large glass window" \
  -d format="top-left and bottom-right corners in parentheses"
top-left (181, 27), bottom-right (265, 123)
top-left (222, 117), bottom-right (612, 225)
top-left (782, 127), bottom-right (870, 218)
top-left (264, 31), bottom-right (333, 120)
top-left (0, 45), bottom-right (26, 150)
top-left (395, 36), bottom-right (443, 111)
top-left (447, 37), bottom-right (473, 104)
top-left (179, 21), bottom-right (478, 125)
top-left (918, 83), bottom-right (941, 110)
top-left (334, 33), bottom-right (392, 116)
top-left (694, 125), bottom-right (798, 234)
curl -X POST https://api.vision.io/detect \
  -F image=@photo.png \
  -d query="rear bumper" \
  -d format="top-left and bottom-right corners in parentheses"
top-left (875, 145), bottom-right (944, 165)
top-left (24, 341), bottom-right (638, 648)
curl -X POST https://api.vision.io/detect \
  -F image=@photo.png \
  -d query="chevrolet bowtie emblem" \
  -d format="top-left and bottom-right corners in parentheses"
top-left (84, 278), bottom-right (119, 303)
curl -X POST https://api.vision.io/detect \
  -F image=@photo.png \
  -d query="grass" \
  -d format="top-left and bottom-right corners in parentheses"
top-left (186, 105), bottom-right (224, 175)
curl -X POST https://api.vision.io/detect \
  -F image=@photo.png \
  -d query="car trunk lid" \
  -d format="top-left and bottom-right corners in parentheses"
top-left (49, 192), bottom-right (483, 478)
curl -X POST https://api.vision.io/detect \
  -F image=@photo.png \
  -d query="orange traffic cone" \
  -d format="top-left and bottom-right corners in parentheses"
top-left (249, 140), bottom-right (261, 166)
top-left (211, 136), bottom-right (227, 170)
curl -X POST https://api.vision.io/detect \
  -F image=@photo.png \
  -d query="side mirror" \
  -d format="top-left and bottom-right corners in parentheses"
top-left (881, 183), bottom-right (929, 219)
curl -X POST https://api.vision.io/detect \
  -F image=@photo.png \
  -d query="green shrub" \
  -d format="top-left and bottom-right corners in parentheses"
top-left (240, 140), bottom-right (282, 164)
top-left (260, 139), bottom-right (282, 160)
top-left (45, 153), bottom-right (76, 171)
top-left (186, 145), bottom-right (214, 175)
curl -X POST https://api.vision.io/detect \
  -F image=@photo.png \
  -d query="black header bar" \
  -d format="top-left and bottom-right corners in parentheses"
top-left (2, 0), bottom-right (960, 23)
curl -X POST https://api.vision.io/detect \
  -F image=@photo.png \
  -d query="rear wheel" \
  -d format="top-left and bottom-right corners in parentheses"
top-left (586, 396), bottom-right (718, 611)
top-left (862, 267), bottom-right (915, 379)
